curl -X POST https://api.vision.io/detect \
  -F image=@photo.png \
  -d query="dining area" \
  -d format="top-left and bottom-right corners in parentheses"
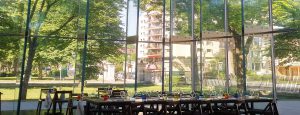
top-left (37, 87), bottom-right (279, 115)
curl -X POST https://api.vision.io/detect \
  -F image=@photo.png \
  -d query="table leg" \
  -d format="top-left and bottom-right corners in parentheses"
top-left (272, 102), bottom-right (279, 115)
top-left (85, 102), bottom-right (90, 115)
top-left (52, 101), bottom-right (57, 115)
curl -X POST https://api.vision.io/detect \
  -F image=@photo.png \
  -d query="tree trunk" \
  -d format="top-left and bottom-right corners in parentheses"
top-left (20, 0), bottom-right (44, 100)
top-left (13, 58), bottom-right (19, 76)
top-left (21, 37), bottom-right (38, 100)
top-left (38, 62), bottom-right (43, 79)
top-left (231, 32), bottom-right (253, 93)
top-left (233, 37), bottom-right (244, 92)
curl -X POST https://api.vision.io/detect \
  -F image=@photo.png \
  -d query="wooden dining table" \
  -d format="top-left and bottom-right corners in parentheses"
top-left (85, 97), bottom-right (133, 115)
top-left (84, 97), bottom-right (213, 115)
top-left (83, 96), bottom-right (278, 115)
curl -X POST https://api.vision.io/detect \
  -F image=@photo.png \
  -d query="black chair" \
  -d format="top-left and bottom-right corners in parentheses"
top-left (86, 99), bottom-right (132, 115)
top-left (101, 101), bottom-right (132, 115)
top-left (97, 87), bottom-right (109, 97)
top-left (179, 100), bottom-right (212, 115)
top-left (131, 100), bottom-right (166, 115)
top-left (165, 101), bottom-right (181, 115)
top-left (131, 93), bottom-right (166, 115)
top-left (36, 88), bottom-right (54, 115)
top-left (111, 90), bottom-right (127, 97)
top-left (66, 93), bottom-right (88, 114)
top-left (246, 100), bottom-right (279, 115)
top-left (46, 90), bottom-right (73, 115)
top-left (211, 99), bottom-right (241, 115)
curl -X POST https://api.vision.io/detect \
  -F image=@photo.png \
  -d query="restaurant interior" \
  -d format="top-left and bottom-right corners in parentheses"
top-left (0, 0), bottom-right (300, 114)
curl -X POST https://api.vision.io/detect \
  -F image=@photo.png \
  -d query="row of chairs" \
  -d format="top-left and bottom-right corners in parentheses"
top-left (36, 88), bottom-right (87, 115)
top-left (36, 87), bottom-right (123, 115)
top-left (97, 87), bottom-right (127, 98)
top-left (87, 99), bottom-right (211, 115)
top-left (87, 94), bottom-right (278, 115)
top-left (88, 100), bottom-right (278, 115)
top-left (36, 88), bottom-right (278, 115)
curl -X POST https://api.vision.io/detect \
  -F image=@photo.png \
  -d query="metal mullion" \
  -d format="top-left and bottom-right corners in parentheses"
top-left (269, 0), bottom-right (277, 101)
top-left (124, 0), bottom-right (130, 90)
top-left (241, 0), bottom-right (247, 95)
top-left (162, 0), bottom-right (166, 92)
top-left (17, 0), bottom-right (31, 114)
top-left (169, 0), bottom-right (175, 93)
top-left (80, 0), bottom-right (90, 94)
top-left (199, 0), bottom-right (203, 94)
top-left (191, 0), bottom-right (198, 92)
top-left (134, 0), bottom-right (140, 93)
top-left (224, 0), bottom-right (230, 93)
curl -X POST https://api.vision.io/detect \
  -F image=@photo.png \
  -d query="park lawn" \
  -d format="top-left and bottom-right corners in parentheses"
top-left (1, 84), bottom-right (193, 101)
top-left (1, 85), bottom-right (300, 101)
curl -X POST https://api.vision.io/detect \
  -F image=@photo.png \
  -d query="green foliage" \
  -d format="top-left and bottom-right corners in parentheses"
top-left (272, 0), bottom-right (300, 65)
top-left (1, 0), bottom-right (126, 99)
top-left (164, 75), bottom-right (185, 87)
top-left (246, 70), bottom-right (270, 81)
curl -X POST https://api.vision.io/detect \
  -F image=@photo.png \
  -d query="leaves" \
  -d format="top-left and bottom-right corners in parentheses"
top-left (272, 0), bottom-right (300, 64)
top-left (0, 0), bottom-right (125, 80)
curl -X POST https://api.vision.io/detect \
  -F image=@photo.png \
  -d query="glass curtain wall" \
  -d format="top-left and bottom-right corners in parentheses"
top-left (244, 0), bottom-right (273, 97)
top-left (201, 0), bottom-right (226, 96)
top-left (168, 0), bottom-right (195, 93)
top-left (272, 0), bottom-right (300, 99)
top-left (0, 0), bottom-right (26, 112)
top-left (13, 0), bottom-right (86, 114)
top-left (135, 0), bottom-right (164, 92)
top-left (84, 0), bottom-right (127, 94)
top-left (125, 0), bottom-right (138, 95)
top-left (4, 0), bottom-right (300, 114)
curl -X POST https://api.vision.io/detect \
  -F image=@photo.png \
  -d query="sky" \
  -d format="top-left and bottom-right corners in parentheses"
top-left (121, 0), bottom-right (138, 36)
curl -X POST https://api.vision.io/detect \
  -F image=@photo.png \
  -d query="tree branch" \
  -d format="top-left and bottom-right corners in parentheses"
top-left (33, 0), bottom-right (46, 35)
top-left (245, 36), bottom-right (253, 55)
top-left (47, 14), bottom-right (77, 36)
top-left (48, 0), bottom-right (59, 8)
top-left (29, 0), bottom-right (39, 20)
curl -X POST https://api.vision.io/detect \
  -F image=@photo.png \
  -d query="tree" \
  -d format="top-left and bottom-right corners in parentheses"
top-left (0, 0), bottom-right (24, 76)
top-left (0, 0), bottom-right (125, 99)
top-left (19, 0), bottom-right (81, 99)
top-left (84, 0), bottom-right (125, 79)
top-left (272, 0), bottom-right (300, 65)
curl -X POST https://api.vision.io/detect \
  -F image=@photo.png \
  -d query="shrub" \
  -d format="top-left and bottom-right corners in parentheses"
top-left (0, 72), bottom-right (15, 77)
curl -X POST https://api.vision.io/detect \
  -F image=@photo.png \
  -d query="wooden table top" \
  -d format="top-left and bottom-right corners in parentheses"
top-left (83, 96), bottom-right (267, 104)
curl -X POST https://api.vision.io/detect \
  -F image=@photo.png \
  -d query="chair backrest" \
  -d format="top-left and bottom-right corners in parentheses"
top-left (39, 88), bottom-right (55, 100)
top-left (72, 93), bottom-right (88, 97)
top-left (97, 87), bottom-right (109, 97)
top-left (111, 90), bottom-right (127, 97)
top-left (53, 91), bottom-right (73, 103)
top-left (72, 93), bottom-right (88, 100)
top-left (51, 91), bottom-right (73, 114)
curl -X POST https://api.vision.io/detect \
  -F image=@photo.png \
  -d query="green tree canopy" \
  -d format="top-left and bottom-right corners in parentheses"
top-left (1, 0), bottom-right (125, 99)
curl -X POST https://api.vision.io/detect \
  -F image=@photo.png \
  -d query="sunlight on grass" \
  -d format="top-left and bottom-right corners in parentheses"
top-left (1, 85), bottom-right (193, 100)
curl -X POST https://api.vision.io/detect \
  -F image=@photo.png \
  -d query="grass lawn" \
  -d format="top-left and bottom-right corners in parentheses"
top-left (1, 84), bottom-right (299, 101)
top-left (0, 84), bottom-right (193, 100)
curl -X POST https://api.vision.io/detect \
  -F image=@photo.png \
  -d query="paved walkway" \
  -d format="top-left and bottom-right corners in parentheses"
top-left (1, 100), bottom-right (300, 114)
top-left (277, 100), bottom-right (300, 115)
